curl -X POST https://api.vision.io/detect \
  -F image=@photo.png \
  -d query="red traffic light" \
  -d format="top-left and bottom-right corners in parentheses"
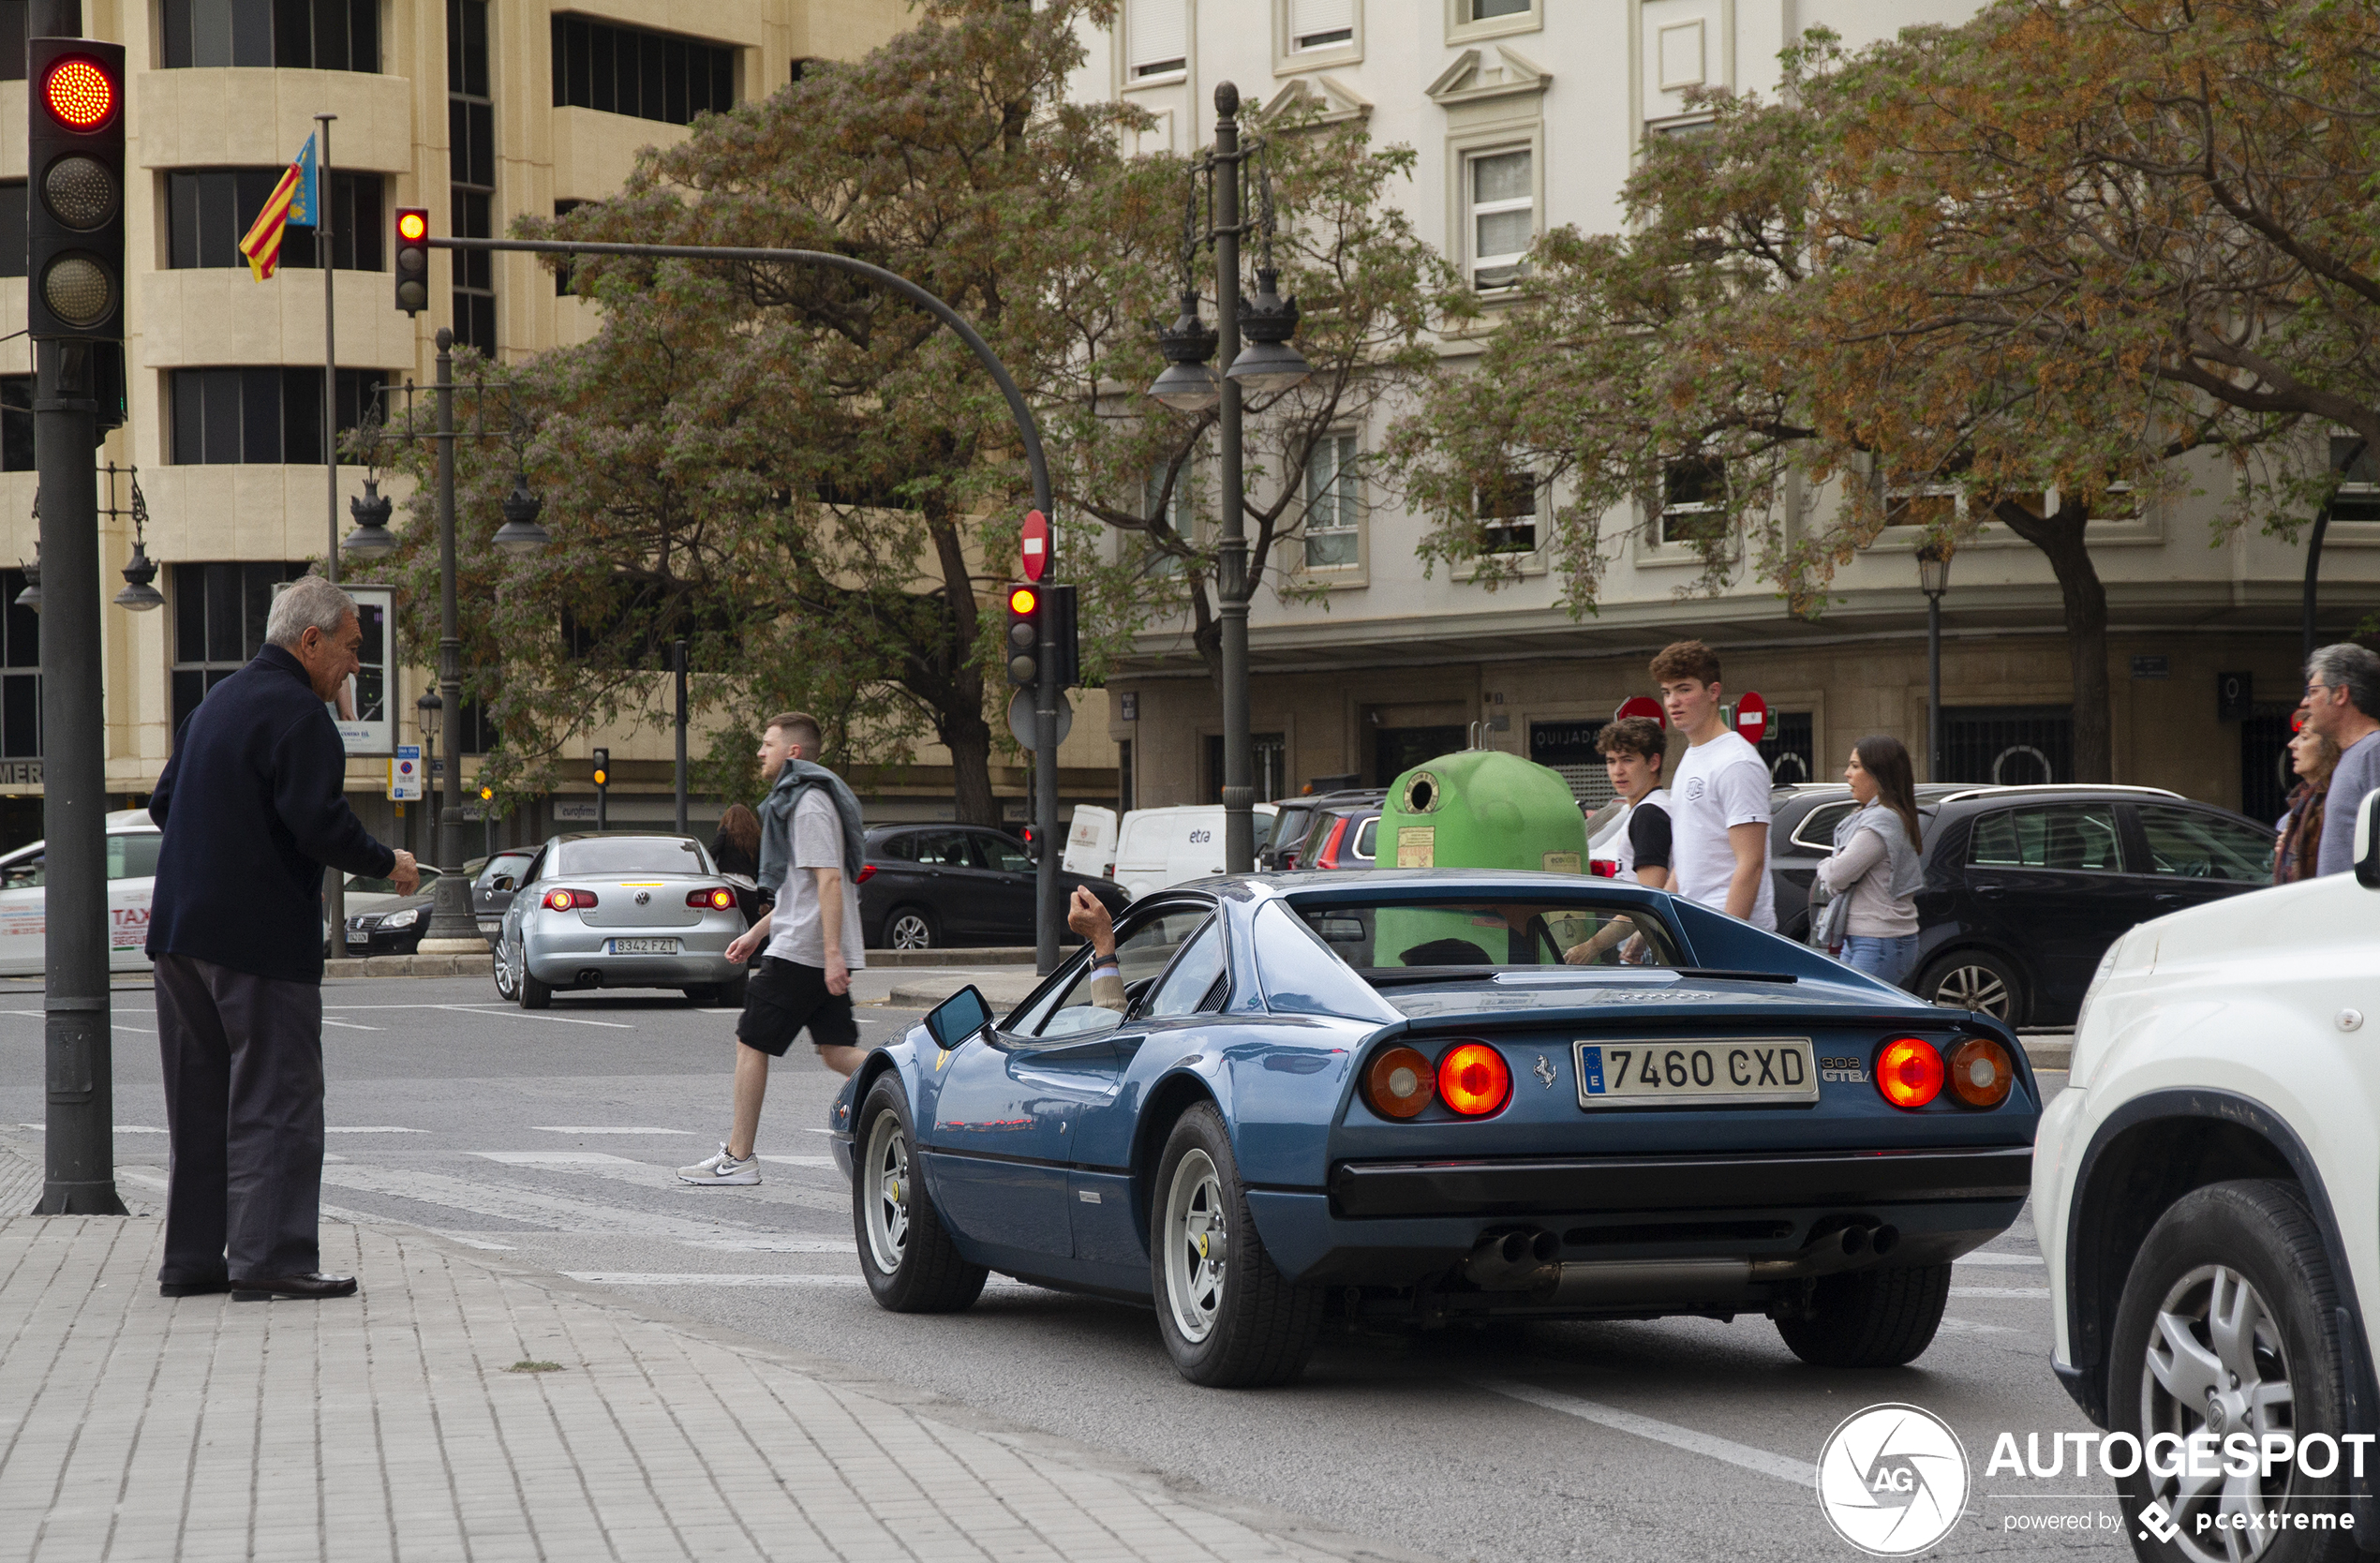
top-left (1008, 586), bottom-right (1038, 616)
top-left (394, 207), bottom-right (431, 316)
top-left (42, 57), bottom-right (114, 130)
top-left (397, 209), bottom-right (427, 243)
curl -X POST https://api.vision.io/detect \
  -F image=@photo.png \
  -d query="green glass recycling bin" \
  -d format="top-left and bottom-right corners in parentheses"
top-left (1372, 749), bottom-right (1591, 966)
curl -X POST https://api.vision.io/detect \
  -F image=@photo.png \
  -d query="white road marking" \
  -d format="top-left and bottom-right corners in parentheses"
top-left (326, 1126), bottom-right (427, 1134)
top-left (1936, 1317), bottom-right (2024, 1336)
top-left (112, 1022), bottom-right (156, 1034)
top-left (321, 1019), bottom-right (382, 1032)
top-left (471, 1152), bottom-right (643, 1166)
top-left (533, 1126), bottom-right (697, 1136)
top-left (429, 1003), bottom-right (632, 1030)
top-left (1476, 1380), bottom-right (1814, 1487)
top-left (320, 1161), bottom-right (785, 1243)
top-left (1950, 1287), bottom-right (2051, 1299)
top-left (756, 1155), bottom-right (832, 1168)
top-left (685, 1237), bottom-right (856, 1254)
top-left (1956, 1252), bottom-right (2045, 1267)
top-left (316, 1198), bottom-right (513, 1249)
top-left (565, 1273), bottom-right (867, 1287)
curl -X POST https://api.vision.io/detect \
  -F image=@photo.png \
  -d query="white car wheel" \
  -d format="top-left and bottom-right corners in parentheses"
top-left (492, 935), bottom-right (519, 1000)
top-left (1162, 1147), bottom-right (1227, 1346)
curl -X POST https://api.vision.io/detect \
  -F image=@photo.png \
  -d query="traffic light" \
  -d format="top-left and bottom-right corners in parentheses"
top-left (591, 747), bottom-right (609, 832)
top-left (394, 207), bottom-right (430, 315)
top-left (1004, 585), bottom-right (1041, 689)
top-left (26, 40), bottom-right (126, 342)
top-left (590, 748), bottom-right (609, 788)
top-left (1046, 583), bottom-right (1080, 690)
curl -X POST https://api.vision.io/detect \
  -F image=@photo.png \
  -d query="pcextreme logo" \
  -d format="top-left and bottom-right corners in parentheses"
top-left (1816, 1403), bottom-right (1970, 1556)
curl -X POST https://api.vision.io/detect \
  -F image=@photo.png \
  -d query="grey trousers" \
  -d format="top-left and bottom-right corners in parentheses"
top-left (153, 953), bottom-right (325, 1283)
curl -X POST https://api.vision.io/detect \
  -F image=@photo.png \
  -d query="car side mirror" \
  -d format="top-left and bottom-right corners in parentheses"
top-left (925, 985), bottom-right (993, 1049)
top-left (2358, 792), bottom-right (2379, 890)
top-left (492, 875), bottom-right (515, 892)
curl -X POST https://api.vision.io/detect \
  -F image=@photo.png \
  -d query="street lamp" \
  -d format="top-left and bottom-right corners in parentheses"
top-left (492, 473), bottom-right (549, 556)
top-left (110, 469), bottom-right (162, 613)
top-left (342, 477), bottom-right (398, 560)
top-left (1917, 543), bottom-right (1951, 782)
top-left (1144, 82), bottom-right (1311, 875)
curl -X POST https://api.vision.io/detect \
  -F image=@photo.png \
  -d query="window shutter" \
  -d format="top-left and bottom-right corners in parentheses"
top-left (1129, 0), bottom-right (1186, 72)
top-left (1292, 0), bottom-right (1356, 41)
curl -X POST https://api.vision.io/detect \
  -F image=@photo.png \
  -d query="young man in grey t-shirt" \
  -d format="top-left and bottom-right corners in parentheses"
top-left (679, 712), bottom-right (867, 1187)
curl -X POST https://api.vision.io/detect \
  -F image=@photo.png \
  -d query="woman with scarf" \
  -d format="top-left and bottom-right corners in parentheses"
top-left (2274, 726), bottom-right (2341, 885)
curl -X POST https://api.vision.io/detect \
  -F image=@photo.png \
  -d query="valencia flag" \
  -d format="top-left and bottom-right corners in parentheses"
top-left (236, 132), bottom-right (317, 281)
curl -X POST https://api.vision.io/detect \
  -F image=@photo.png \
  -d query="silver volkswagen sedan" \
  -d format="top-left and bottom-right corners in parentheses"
top-left (493, 834), bottom-right (749, 1008)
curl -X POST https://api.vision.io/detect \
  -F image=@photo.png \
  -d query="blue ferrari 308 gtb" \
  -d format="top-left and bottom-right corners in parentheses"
top-left (827, 871), bottom-right (2040, 1388)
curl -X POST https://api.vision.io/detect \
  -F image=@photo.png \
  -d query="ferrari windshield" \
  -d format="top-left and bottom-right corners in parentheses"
top-left (557, 837), bottom-right (711, 876)
top-left (1285, 895), bottom-right (1685, 977)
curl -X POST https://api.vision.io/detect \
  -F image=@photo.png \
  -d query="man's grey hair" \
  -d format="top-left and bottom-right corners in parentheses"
top-left (263, 574), bottom-right (358, 649)
top-left (2308, 642), bottom-right (2380, 720)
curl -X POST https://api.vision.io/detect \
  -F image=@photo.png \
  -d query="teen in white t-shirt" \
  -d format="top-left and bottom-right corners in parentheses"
top-left (1656, 644), bottom-right (1776, 930)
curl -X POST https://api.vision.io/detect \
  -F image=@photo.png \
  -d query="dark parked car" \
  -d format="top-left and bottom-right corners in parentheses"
top-left (1264, 789), bottom-right (1385, 871)
top-left (473, 849), bottom-right (537, 945)
top-left (1287, 798), bottom-right (1383, 871)
top-left (859, 825), bottom-right (1128, 950)
top-left (1768, 782), bottom-right (2275, 1026)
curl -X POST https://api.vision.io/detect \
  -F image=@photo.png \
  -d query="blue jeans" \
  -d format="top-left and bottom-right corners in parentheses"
top-left (1840, 933), bottom-right (1919, 988)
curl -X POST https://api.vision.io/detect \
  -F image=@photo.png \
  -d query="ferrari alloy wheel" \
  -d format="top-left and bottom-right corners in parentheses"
top-left (1916, 949), bottom-right (2021, 1024)
top-left (1163, 1149), bottom-right (1227, 1344)
top-left (851, 1075), bottom-right (985, 1314)
top-left (885, 908), bottom-right (935, 951)
top-left (1151, 1103), bottom-right (1322, 1388)
top-left (2111, 1182), bottom-right (2353, 1563)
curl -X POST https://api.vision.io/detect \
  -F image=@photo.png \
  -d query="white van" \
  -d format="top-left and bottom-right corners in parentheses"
top-left (1062, 805), bottom-right (1117, 879)
top-left (1109, 803), bottom-right (1279, 902)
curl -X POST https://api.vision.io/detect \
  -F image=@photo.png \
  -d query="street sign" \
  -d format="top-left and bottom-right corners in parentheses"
top-left (389, 745), bottom-right (422, 800)
top-left (1020, 509), bottom-right (1050, 583)
top-left (1733, 691), bottom-right (1770, 745)
top-left (1614, 695), bottom-right (1664, 727)
top-left (1008, 688), bottom-right (1073, 749)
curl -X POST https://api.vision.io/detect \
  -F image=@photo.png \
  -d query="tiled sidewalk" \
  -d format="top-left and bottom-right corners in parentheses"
top-left (0, 1215), bottom-right (1417, 1563)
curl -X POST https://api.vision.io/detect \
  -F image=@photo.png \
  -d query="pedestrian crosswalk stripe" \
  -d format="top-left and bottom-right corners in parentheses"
top-left (1955, 1252), bottom-right (2045, 1266)
top-left (1477, 1380), bottom-right (1813, 1486)
top-left (687, 1237), bottom-right (855, 1253)
top-left (564, 1273), bottom-right (869, 1287)
top-left (1949, 1286), bottom-right (2050, 1298)
top-left (532, 1126), bottom-right (698, 1135)
top-left (471, 1152), bottom-right (643, 1165)
top-left (321, 1160), bottom-right (791, 1243)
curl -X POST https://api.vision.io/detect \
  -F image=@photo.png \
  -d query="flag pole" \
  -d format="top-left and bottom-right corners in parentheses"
top-left (317, 112), bottom-right (345, 947)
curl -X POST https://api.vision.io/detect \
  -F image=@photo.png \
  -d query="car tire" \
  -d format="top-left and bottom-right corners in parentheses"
top-left (853, 1075), bottom-right (986, 1313)
top-left (1915, 949), bottom-right (2024, 1025)
top-left (884, 906), bottom-right (936, 952)
top-left (1150, 1103), bottom-right (1323, 1388)
top-left (2109, 1180), bottom-right (2356, 1563)
top-left (1775, 1263), bottom-right (1952, 1368)
top-left (492, 937), bottom-right (519, 1002)
top-left (519, 959), bottom-right (553, 1010)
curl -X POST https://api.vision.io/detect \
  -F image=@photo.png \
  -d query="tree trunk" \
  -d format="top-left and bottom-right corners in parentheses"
top-left (928, 512), bottom-right (1003, 827)
top-left (1993, 499), bottom-right (2112, 783)
top-left (943, 707), bottom-right (1001, 827)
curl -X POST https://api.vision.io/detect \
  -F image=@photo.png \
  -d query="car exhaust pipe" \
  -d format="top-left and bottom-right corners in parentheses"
top-left (1540, 1258), bottom-right (1753, 1306)
top-left (576, 969), bottom-right (602, 987)
top-left (1747, 1219), bottom-right (1890, 1283)
top-left (1461, 1228), bottom-right (1562, 1291)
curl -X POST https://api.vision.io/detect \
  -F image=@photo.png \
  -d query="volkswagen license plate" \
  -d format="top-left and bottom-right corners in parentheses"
top-left (609, 937), bottom-right (678, 955)
top-left (1574, 1038), bottom-right (1820, 1107)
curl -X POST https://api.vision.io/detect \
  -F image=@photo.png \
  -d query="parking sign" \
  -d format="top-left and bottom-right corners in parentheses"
top-left (390, 745), bottom-right (423, 800)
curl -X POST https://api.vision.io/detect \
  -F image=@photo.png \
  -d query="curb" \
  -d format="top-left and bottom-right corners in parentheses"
top-left (2020, 1034), bottom-right (2074, 1072)
top-left (862, 945), bottom-right (1039, 967)
top-left (324, 951), bottom-right (495, 979)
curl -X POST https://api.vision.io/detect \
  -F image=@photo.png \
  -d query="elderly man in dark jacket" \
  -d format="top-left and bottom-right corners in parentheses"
top-left (146, 574), bottom-right (417, 1302)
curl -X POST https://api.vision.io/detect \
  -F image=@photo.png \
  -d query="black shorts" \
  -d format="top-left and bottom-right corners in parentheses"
top-left (736, 956), bottom-right (859, 1057)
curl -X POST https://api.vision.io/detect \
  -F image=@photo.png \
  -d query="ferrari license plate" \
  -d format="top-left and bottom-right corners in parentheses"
top-left (608, 937), bottom-right (678, 955)
top-left (1574, 1038), bottom-right (1820, 1107)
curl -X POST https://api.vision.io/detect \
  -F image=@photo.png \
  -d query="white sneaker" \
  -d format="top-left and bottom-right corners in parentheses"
top-left (677, 1144), bottom-right (760, 1185)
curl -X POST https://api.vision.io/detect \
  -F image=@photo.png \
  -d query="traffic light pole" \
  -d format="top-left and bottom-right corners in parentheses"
top-left (34, 339), bottom-right (124, 1214)
top-left (317, 112), bottom-right (345, 951)
top-left (429, 232), bottom-right (1064, 961)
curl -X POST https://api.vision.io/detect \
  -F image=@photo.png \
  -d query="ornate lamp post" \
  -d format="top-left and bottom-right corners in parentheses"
top-left (108, 467), bottom-right (162, 612)
top-left (1917, 543), bottom-right (1952, 782)
top-left (1145, 82), bottom-right (1312, 874)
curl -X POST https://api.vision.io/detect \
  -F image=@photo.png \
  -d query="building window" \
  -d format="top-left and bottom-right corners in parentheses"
top-left (170, 562), bottom-right (312, 737)
top-left (0, 3), bottom-right (80, 81)
top-left (1659, 456), bottom-right (1728, 544)
top-left (1126, 0), bottom-right (1186, 79)
top-left (166, 170), bottom-right (384, 272)
top-left (552, 200), bottom-right (588, 295)
top-left (1472, 0), bottom-right (1531, 15)
top-left (0, 379), bottom-right (31, 472)
top-left (1289, 0), bottom-right (1354, 51)
top-left (171, 368), bottom-right (390, 466)
top-left (1303, 433), bottom-right (1361, 568)
top-left (450, 0), bottom-right (498, 355)
top-left (2332, 436), bottom-right (2380, 522)
top-left (1466, 148), bottom-right (1533, 290)
top-left (1476, 468), bottom-right (1537, 552)
top-left (160, 0), bottom-right (379, 70)
top-left (551, 14), bottom-right (736, 124)
top-left (0, 568), bottom-right (37, 759)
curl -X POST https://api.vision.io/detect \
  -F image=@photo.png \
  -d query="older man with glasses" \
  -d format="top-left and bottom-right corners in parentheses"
top-left (2301, 643), bottom-right (2380, 878)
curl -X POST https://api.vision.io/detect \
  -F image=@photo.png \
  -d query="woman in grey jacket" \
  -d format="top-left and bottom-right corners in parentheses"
top-left (1814, 735), bottom-right (1926, 986)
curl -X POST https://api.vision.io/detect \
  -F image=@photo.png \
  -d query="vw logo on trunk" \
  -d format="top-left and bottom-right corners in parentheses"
top-left (634, 890), bottom-right (650, 905)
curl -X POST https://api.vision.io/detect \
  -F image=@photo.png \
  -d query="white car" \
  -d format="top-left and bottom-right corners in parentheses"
top-left (2035, 792), bottom-right (2380, 1556)
top-left (0, 810), bottom-right (162, 975)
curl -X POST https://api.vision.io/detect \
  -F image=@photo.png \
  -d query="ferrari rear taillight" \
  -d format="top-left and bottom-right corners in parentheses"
top-left (1365, 1047), bottom-right (1435, 1119)
top-left (1436, 1044), bottom-right (1510, 1116)
top-left (686, 887), bottom-right (735, 910)
top-left (543, 888), bottom-right (598, 911)
top-left (1946, 1037), bottom-right (2015, 1109)
top-left (1875, 1037), bottom-right (1943, 1109)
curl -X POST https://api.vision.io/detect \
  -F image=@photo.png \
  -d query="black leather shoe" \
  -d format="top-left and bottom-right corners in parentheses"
top-left (159, 1277), bottom-right (231, 1298)
top-left (231, 1273), bottom-right (359, 1302)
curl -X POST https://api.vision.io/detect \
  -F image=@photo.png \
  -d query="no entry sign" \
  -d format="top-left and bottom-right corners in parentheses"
top-left (1020, 509), bottom-right (1049, 583)
top-left (1733, 691), bottom-right (1770, 744)
top-left (1614, 695), bottom-right (1665, 727)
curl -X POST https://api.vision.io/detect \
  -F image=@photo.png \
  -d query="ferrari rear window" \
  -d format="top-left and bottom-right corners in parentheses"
top-left (1286, 894), bottom-right (1685, 978)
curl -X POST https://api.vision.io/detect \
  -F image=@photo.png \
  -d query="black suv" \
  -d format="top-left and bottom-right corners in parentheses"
top-left (1768, 783), bottom-right (2274, 1027)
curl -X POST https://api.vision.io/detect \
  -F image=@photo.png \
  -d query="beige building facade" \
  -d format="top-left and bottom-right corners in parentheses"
top-left (1076, 0), bottom-right (2379, 829)
top-left (0, 0), bottom-right (935, 855)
